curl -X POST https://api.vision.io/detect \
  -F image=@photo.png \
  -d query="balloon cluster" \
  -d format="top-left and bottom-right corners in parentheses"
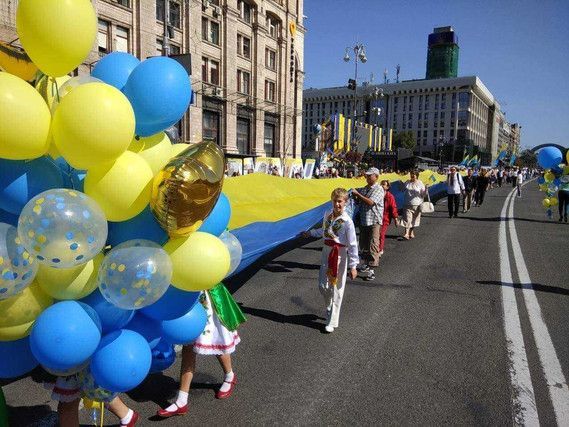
top-left (0, 0), bottom-right (243, 401)
top-left (536, 147), bottom-right (569, 219)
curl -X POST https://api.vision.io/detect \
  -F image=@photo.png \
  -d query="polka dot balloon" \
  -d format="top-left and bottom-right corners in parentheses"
top-left (18, 189), bottom-right (108, 268)
top-left (0, 223), bottom-right (38, 300)
top-left (98, 240), bottom-right (172, 310)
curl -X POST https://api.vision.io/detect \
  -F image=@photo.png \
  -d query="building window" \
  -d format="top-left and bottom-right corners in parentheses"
top-left (264, 123), bottom-right (275, 156)
top-left (238, 0), bottom-right (252, 23)
top-left (116, 0), bottom-right (130, 7)
top-left (424, 94), bottom-right (429, 110)
top-left (265, 48), bottom-right (276, 70)
top-left (409, 96), bottom-right (414, 110)
top-left (237, 70), bottom-right (250, 94)
top-left (266, 15), bottom-right (279, 38)
top-left (115, 26), bottom-right (129, 52)
top-left (203, 110), bottom-right (220, 144)
top-left (157, 39), bottom-right (180, 55)
top-left (265, 80), bottom-right (276, 102)
top-left (98, 19), bottom-right (110, 54)
top-left (458, 110), bottom-right (468, 127)
top-left (440, 111), bottom-right (445, 128)
top-left (156, 1), bottom-right (181, 28)
top-left (202, 57), bottom-right (219, 85)
top-left (202, 18), bottom-right (220, 45)
top-left (237, 118), bottom-right (250, 154)
top-left (237, 34), bottom-right (251, 59)
top-left (458, 92), bottom-right (470, 108)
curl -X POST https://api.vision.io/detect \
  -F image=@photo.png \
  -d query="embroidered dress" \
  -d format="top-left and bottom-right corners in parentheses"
top-left (193, 284), bottom-right (246, 356)
top-left (44, 375), bottom-right (81, 403)
top-left (310, 210), bottom-right (359, 328)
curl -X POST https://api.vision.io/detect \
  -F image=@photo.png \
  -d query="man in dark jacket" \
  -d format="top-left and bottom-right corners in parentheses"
top-left (462, 168), bottom-right (475, 212)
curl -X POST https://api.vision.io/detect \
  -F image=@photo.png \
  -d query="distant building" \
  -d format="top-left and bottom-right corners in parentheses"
top-left (0, 0), bottom-right (305, 159)
top-left (426, 26), bottom-right (459, 80)
top-left (303, 76), bottom-right (502, 164)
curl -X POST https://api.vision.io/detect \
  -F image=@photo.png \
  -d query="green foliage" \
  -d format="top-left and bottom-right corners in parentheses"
top-left (392, 131), bottom-right (416, 150)
top-left (517, 149), bottom-right (537, 167)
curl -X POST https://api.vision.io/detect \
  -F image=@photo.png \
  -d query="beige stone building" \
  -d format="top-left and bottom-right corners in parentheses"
top-left (1, 0), bottom-right (305, 159)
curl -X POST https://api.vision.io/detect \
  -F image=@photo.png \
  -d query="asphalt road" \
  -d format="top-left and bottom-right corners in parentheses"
top-left (3, 181), bottom-right (569, 426)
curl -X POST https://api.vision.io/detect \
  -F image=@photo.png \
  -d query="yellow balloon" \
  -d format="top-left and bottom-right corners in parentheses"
top-left (16, 0), bottom-right (96, 77)
top-left (84, 151), bottom-right (153, 222)
top-left (542, 198), bottom-right (551, 208)
top-left (563, 166), bottom-right (569, 176)
top-left (538, 183), bottom-right (548, 192)
top-left (0, 72), bottom-right (51, 160)
top-left (35, 74), bottom-right (71, 112)
top-left (52, 82), bottom-right (135, 169)
top-left (36, 253), bottom-right (103, 300)
top-left (0, 281), bottom-right (53, 341)
top-left (164, 232), bottom-right (230, 292)
top-left (544, 171), bottom-right (555, 183)
top-left (549, 197), bottom-right (559, 207)
top-left (129, 132), bottom-right (173, 175)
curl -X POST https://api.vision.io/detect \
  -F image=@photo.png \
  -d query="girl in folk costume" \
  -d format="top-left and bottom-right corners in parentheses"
top-left (157, 283), bottom-right (246, 418)
top-left (302, 188), bottom-right (359, 333)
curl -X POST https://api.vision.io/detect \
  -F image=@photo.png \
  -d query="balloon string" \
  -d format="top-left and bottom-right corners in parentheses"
top-left (54, 78), bottom-right (61, 102)
top-left (100, 402), bottom-right (104, 427)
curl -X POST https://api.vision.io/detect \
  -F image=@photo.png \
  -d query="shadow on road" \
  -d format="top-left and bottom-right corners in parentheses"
top-left (238, 303), bottom-right (325, 331)
top-left (477, 280), bottom-right (569, 296)
top-left (7, 404), bottom-right (56, 427)
top-left (263, 260), bottom-right (320, 273)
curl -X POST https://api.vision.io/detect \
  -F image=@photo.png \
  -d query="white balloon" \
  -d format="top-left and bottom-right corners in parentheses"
top-left (219, 231), bottom-right (242, 277)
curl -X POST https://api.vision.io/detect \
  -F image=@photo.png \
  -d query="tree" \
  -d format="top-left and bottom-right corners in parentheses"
top-left (516, 149), bottom-right (537, 168)
top-left (392, 131), bottom-right (416, 150)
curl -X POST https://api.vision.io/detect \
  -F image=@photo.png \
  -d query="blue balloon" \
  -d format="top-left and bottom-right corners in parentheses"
top-left (0, 336), bottom-right (39, 379)
top-left (80, 289), bottom-right (134, 334)
top-left (161, 302), bottom-right (207, 345)
top-left (141, 286), bottom-right (200, 321)
top-left (537, 147), bottom-right (563, 170)
top-left (0, 208), bottom-right (19, 227)
top-left (124, 313), bottom-right (162, 349)
top-left (30, 301), bottom-right (102, 373)
top-left (149, 340), bottom-right (176, 374)
top-left (123, 57), bottom-right (191, 137)
top-left (537, 176), bottom-right (545, 184)
top-left (92, 52), bottom-right (140, 90)
top-left (0, 157), bottom-right (64, 215)
top-left (107, 206), bottom-right (168, 247)
top-left (554, 178), bottom-right (561, 186)
top-left (198, 193), bottom-right (231, 237)
top-left (91, 329), bottom-right (152, 392)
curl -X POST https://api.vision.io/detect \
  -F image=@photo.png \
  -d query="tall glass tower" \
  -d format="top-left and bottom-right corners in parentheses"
top-left (426, 26), bottom-right (459, 79)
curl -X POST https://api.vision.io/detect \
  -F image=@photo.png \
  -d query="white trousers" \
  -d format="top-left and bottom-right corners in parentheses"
top-left (318, 244), bottom-right (348, 328)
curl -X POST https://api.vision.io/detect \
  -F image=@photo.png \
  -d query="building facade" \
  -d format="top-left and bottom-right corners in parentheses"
top-left (0, 0), bottom-right (305, 158)
top-left (303, 76), bottom-right (505, 164)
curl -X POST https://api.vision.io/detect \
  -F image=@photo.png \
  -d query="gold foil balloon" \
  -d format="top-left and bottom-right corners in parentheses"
top-left (151, 141), bottom-right (225, 237)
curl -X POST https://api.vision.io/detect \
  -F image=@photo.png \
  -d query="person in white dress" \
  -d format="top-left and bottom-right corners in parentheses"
top-left (302, 188), bottom-right (359, 333)
top-left (401, 171), bottom-right (428, 240)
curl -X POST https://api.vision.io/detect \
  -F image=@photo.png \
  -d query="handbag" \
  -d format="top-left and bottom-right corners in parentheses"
top-left (420, 190), bottom-right (434, 213)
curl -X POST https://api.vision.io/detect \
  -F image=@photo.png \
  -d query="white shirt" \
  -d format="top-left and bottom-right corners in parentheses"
top-left (310, 210), bottom-right (359, 269)
top-left (516, 173), bottom-right (523, 184)
top-left (404, 180), bottom-right (426, 207)
top-left (447, 173), bottom-right (465, 195)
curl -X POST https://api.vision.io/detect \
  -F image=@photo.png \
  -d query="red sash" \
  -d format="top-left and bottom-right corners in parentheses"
top-left (324, 239), bottom-right (345, 286)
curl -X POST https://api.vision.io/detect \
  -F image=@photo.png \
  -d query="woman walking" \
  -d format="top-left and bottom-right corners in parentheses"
top-left (401, 171), bottom-right (428, 240)
top-left (474, 169), bottom-right (490, 207)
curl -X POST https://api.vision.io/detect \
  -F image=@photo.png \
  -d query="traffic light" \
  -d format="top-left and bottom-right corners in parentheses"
top-left (347, 79), bottom-right (356, 90)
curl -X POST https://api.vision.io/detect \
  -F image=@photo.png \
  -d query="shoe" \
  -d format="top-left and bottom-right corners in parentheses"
top-left (462, 210), bottom-right (467, 213)
top-left (357, 265), bottom-right (370, 273)
top-left (324, 325), bottom-right (334, 333)
top-left (216, 374), bottom-right (237, 399)
top-left (157, 404), bottom-right (188, 418)
top-left (378, 250), bottom-right (384, 257)
top-left (560, 217), bottom-right (563, 222)
top-left (364, 271), bottom-right (375, 281)
top-left (121, 411), bottom-right (140, 427)
top-left (565, 216), bottom-right (568, 223)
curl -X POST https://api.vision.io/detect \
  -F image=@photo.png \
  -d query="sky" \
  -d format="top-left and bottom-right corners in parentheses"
top-left (302, 0), bottom-right (569, 149)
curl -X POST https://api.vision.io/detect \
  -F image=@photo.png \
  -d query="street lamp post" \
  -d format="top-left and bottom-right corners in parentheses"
top-left (343, 44), bottom-right (367, 151)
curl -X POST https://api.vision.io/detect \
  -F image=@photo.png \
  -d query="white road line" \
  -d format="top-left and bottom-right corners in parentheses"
top-left (508, 186), bottom-right (569, 424)
top-left (500, 188), bottom-right (539, 426)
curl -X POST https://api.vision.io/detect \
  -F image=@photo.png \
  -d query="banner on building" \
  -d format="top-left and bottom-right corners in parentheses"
top-left (304, 159), bottom-right (315, 179)
top-left (284, 158), bottom-right (304, 178)
top-left (243, 157), bottom-right (255, 174)
top-left (226, 158), bottom-right (243, 176)
top-left (255, 157), bottom-right (283, 175)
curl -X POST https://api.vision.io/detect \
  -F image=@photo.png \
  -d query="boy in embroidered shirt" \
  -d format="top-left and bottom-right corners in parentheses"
top-left (302, 188), bottom-right (359, 333)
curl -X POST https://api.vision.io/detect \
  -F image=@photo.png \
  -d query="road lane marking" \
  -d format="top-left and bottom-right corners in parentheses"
top-left (508, 186), bottom-right (569, 423)
top-left (500, 188), bottom-right (539, 425)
